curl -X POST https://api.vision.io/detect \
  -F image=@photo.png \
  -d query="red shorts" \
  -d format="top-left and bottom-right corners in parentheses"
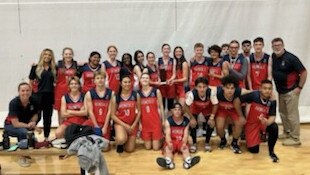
top-left (83, 120), bottom-right (111, 140)
top-left (163, 140), bottom-right (188, 153)
top-left (175, 84), bottom-right (185, 98)
top-left (62, 117), bottom-right (86, 126)
top-left (159, 84), bottom-right (176, 98)
top-left (216, 109), bottom-right (239, 121)
top-left (141, 128), bottom-right (163, 141)
top-left (245, 123), bottom-right (266, 148)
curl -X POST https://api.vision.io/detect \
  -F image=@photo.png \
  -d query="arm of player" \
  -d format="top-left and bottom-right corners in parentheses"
top-left (247, 63), bottom-right (253, 90)
top-left (85, 91), bottom-right (99, 127)
top-left (233, 98), bottom-right (245, 119)
top-left (131, 94), bottom-right (141, 130)
top-left (167, 59), bottom-right (176, 85)
top-left (102, 92), bottom-right (114, 134)
top-left (182, 124), bottom-right (190, 147)
top-left (229, 58), bottom-right (248, 80)
top-left (156, 89), bottom-right (166, 126)
top-left (173, 62), bottom-right (189, 84)
top-left (267, 56), bottom-right (272, 81)
top-left (164, 120), bottom-right (173, 149)
top-left (184, 91), bottom-right (197, 128)
top-left (241, 88), bottom-right (252, 96)
top-left (134, 65), bottom-right (142, 80)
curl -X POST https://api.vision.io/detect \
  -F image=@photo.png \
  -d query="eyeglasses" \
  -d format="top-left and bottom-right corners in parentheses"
top-left (229, 47), bottom-right (239, 49)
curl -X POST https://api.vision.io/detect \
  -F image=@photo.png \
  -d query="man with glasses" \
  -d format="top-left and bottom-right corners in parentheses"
top-left (271, 37), bottom-right (307, 146)
top-left (223, 40), bottom-right (248, 88)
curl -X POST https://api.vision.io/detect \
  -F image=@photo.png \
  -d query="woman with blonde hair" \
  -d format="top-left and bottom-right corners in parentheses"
top-left (29, 48), bottom-right (56, 141)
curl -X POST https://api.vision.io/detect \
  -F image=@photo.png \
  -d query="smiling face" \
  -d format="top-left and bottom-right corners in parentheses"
top-left (210, 49), bottom-right (220, 60)
top-left (137, 52), bottom-right (144, 64)
top-left (140, 73), bottom-right (150, 86)
top-left (162, 45), bottom-right (171, 57)
top-left (94, 74), bottom-right (105, 87)
top-left (63, 49), bottom-right (73, 62)
top-left (43, 50), bottom-right (53, 63)
top-left (108, 46), bottom-right (118, 60)
top-left (68, 78), bottom-right (80, 92)
top-left (89, 54), bottom-right (100, 66)
top-left (146, 53), bottom-right (156, 66)
top-left (18, 84), bottom-right (31, 102)
top-left (122, 54), bottom-right (132, 66)
top-left (272, 41), bottom-right (285, 55)
top-left (194, 47), bottom-right (204, 58)
top-left (229, 42), bottom-right (239, 57)
top-left (174, 47), bottom-right (183, 59)
top-left (121, 76), bottom-right (131, 91)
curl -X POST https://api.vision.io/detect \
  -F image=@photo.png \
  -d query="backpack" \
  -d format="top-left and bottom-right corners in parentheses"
top-left (64, 124), bottom-right (94, 146)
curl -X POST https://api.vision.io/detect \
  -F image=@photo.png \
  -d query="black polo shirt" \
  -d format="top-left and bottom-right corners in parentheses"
top-left (29, 65), bottom-right (54, 93)
top-left (5, 96), bottom-right (39, 125)
top-left (272, 50), bottom-right (306, 94)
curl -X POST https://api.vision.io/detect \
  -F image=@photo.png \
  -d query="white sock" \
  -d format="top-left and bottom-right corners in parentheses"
top-left (165, 157), bottom-right (172, 164)
top-left (185, 156), bottom-right (191, 164)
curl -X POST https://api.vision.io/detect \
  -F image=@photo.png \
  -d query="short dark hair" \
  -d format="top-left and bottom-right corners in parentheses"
top-left (194, 43), bottom-right (204, 49)
top-left (271, 37), bottom-right (284, 44)
top-left (18, 82), bottom-right (30, 91)
top-left (230, 40), bottom-right (240, 46)
top-left (88, 51), bottom-right (101, 62)
top-left (195, 77), bottom-right (208, 86)
top-left (208, 45), bottom-right (222, 55)
top-left (242, 40), bottom-right (251, 46)
top-left (253, 37), bottom-right (264, 44)
top-left (221, 75), bottom-right (239, 88)
top-left (221, 43), bottom-right (229, 48)
top-left (172, 102), bottom-right (182, 109)
top-left (161, 43), bottom-right (171, 50)
top-left (261, 79), bottom-right (273, 86)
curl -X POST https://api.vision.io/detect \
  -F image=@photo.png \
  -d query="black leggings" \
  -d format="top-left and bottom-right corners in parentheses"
top-left (190, 115), bottom-right (214, 144)
top-left (248, 123), bottom-right (278, 154)
top-left (36, 92), bottom-right (54, 138)
top-left (162, 98), bottom-right (174, 111)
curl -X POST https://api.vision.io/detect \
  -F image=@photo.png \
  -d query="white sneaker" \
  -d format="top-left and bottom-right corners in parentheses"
top-left (190, 144), bottom-right (197, 153)
top-left (204, 143), bottom-right (212, 152)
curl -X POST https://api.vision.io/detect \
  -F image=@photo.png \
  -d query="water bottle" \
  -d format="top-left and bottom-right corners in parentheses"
top-left (3, 130), bottom-right (10, 150)
top-left (27, 131), bottom-right (35, 149)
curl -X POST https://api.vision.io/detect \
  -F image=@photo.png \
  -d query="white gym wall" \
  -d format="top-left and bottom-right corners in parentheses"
top-left (0, 0), bottom-right (309, 127)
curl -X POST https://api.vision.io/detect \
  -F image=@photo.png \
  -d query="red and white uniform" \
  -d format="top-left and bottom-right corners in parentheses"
top-left (185, 88), bottom-right (218, 117)
top-left (145, 65), bottom-right (160, 88)
top-left (240, 91), bottom-right (276, 147)
top-left (164, 116), bottom-right (190, 153)
top-left (103, 60), bottom-right (121, 93)
top-left (216, 86), bottom-right (242, 121)
top-left (158, 57), bottom-right (175, 98)
top-left (223, 54), bottom-right (246, 88)
top-left (138, 88), bottom-right (163, 141)
top-left (208, 59), bottom-right (224, 87)
top-left (79, 63), bottom-right (101, 93)
top-left (190, 57), bottom-right (210, 89)
top-left (116, 91), bottom-right (138, 136)
top-left (249, 53), bottom-right (270, 90)
top-left (54, 60), bottom-right (78, 110)
top-left (63, 93), bottom-right (87, 126)
top-left (83, 88), bottom-right (112, 139)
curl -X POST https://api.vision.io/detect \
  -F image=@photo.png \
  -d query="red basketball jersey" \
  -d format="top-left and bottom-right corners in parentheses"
top-left (64, 93), bottom-right (87, 124)
top-left (249, 53), bottom-right (270, 90)
top-left (103, 60), bottom-right (121, 93)
top-left (116, 91), bottom-right (137, 125)
top-left (90, 88), bottom-right (112, 124)
top-left (190, 57), bottom-right (210, 88)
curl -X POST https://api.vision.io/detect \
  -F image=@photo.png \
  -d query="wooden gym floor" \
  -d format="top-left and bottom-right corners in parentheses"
top-left (0, 124), bottom-right (310, 175)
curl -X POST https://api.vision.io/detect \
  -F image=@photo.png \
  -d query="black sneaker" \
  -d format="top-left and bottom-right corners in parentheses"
top-left (270, 153), bottom-right (279, 163)
top-left (116, 145), bottom-right (124, 153)
top-left (156, 157), bottom-right (175, 169)
top-left (230, 143), bottom-right (242, 154)
top-left (218, 139), bottom-right (227, 149)
top-left (183, 156), bottom-right (200, 169)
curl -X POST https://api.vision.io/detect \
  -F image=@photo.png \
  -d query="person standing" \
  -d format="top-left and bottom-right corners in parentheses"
top-left (29, 48), bottom-right (56, 141)
top-left (271, 38), bottom-right (307, 146)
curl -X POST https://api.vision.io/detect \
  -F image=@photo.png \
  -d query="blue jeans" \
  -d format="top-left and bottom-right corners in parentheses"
top-left (4, 124), bottom-right (28, 141)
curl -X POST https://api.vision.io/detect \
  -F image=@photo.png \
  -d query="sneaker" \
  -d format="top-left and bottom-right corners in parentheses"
top-left (116, 145), bottom-right (124, 153)
top-left (218, 139), bottom-right (227, 149)
top-left (156, 157), bottom-right (175, 169)
top-left (204, 143), bottom-right (212, 152)
top-left (282, 138), bottom-right (301, 146)
top-left (18, 157), bottom-right (31, 167)
top-left (278, 132), bottom-right (289, 139)
top-left (190, 144), bottom-right (197, 153)
top-left (35, 141), bottom-right (50, 149)
top-left (183, 156), bottom-right (200, 169)
top-left (230, 143), bottom-right (242, 154)
top-left (270, 153), bottom-right (279, 163)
